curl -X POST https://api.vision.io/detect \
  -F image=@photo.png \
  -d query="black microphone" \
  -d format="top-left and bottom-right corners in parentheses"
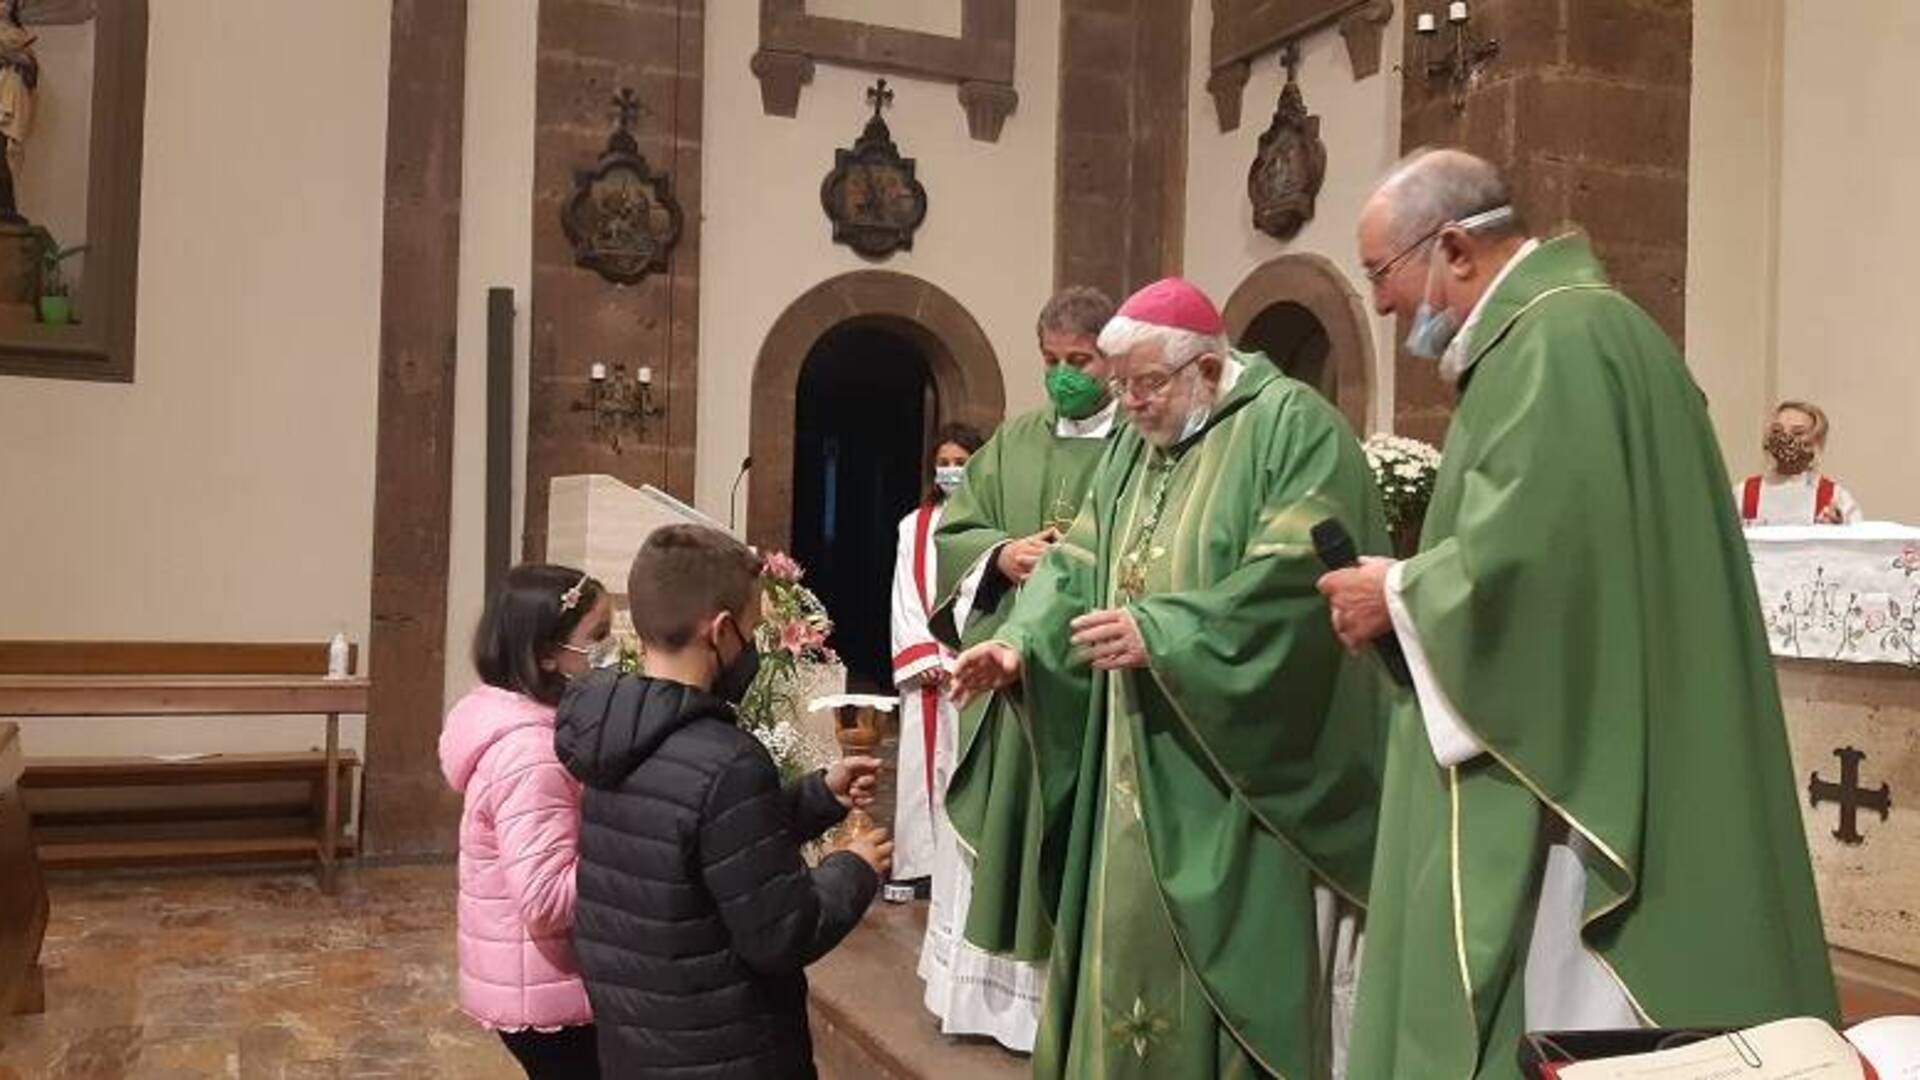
top-left (729, 456), bottom-right (753, 533)
top-left (1311, 518), bottom-right (1413, 689)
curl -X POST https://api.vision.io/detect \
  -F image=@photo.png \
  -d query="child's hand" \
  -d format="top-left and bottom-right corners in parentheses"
top-left (845, 828), bottom-right (894, 879)
top-left (827, 755), bottom-right (882, 810)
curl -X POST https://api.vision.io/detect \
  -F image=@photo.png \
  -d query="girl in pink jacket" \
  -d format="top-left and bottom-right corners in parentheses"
top-left (440, 564), bottom-right (613, 1078)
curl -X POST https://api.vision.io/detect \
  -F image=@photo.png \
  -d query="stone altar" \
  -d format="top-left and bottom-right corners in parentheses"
top-left (1750, 525), bottom-right (1920, 1013)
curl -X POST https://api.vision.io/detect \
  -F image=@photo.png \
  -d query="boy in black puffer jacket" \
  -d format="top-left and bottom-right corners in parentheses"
top-left (556, 524), bottom-right (893, 1079)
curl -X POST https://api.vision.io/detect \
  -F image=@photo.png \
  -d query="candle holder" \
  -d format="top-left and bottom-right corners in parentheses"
top-left (1417, 2), bottom-right (1500, 111)
top-left (571, 362), bottom-right (664, 453)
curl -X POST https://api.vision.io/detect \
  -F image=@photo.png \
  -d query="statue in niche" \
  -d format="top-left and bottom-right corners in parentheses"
top-left (562, 88), bottom-right (684, 286)
top-left (1247, 48), bottom-right (1326, 242)
top-left (820, 78), bottom-right (927, 259)
top-left (0, 0), bottom-right (41, 225)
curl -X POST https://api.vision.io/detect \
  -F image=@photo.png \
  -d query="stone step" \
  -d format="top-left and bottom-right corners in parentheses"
top-left (809, 899), bottom-right (1028, 1080)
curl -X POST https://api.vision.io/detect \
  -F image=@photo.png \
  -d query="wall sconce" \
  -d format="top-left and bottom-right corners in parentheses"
top-left (572, 362), bottom-right (664, 453)
top-left (1416, 1), bottom-right (1499, 110)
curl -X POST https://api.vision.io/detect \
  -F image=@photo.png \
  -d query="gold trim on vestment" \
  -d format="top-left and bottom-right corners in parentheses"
top-left (1427, 277), bottom-right (1660, 1035)
top-left (1448, 766), bottom-right (1480, 1071)
top-left (1465, 282), bottom-right (1617, 368)
top-left (1120, 678), bottom-right (1295, 1080)
top-left (1142, 655), bottom-right (1366, 913)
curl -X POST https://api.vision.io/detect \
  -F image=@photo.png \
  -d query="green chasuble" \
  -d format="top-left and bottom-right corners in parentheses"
top-left (930, 406), bottom-right (1114, 961)
top-left (1347, 236), bottom-right (1838, 1080)
top-left (995, 354), bottom-right (1388, 1079)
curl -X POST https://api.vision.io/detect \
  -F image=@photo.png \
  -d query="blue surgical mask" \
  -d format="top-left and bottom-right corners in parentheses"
top-left (1404, 241), bottom-right (1461, 360)
top-left (935, 465), bottom-right (966, 495)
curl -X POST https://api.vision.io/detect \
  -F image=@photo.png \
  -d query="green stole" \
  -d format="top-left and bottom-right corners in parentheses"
top-left (1347, 236), bottom-right (1839, 1080)
top-left (998, 354), bottom-right (1388, 1079)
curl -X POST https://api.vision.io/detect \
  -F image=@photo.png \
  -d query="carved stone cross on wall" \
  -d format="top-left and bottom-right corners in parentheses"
top-left (866, 77), bottom-right (894, 119)
top-left (1808, 745), bottom-right (1892, 845)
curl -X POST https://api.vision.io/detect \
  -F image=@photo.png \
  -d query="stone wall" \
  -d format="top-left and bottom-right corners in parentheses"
top-left (1395, 0), bottom-right (1691, 442)
top-left (525, 0), bottom-right (705, 558)
top-left (1054, 0), bottom-right (1192, 297)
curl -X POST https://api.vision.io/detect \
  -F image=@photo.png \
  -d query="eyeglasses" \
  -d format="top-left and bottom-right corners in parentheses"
top-left (560, 638), bottom-right (620, 669)
top-left (1363, 223), bottom-right (1444, 285)
top-left (1107, 351), bottom-right (1204, 400)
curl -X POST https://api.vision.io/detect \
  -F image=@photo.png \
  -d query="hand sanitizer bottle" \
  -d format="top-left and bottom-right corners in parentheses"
top-left (327, 632), bottom-right (351, 679)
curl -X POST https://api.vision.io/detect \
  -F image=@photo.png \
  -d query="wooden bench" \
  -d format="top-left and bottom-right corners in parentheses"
top-left (0, 641), bottom-right (367, 891)
top-left (0, 722), bottom-right (48, 1026)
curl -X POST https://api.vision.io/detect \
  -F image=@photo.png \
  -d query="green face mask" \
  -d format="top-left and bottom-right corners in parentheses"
top-left (1046, 362), bottom-right (1108, 420)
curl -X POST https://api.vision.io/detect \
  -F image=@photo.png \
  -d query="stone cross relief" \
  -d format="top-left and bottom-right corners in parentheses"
top-left (1807, 745), bottom-right (1892, 846)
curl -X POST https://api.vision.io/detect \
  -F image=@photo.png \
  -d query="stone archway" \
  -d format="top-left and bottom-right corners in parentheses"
top-left (748, 271), bottom-right (1006, 551)
top-left (1221, 253), bottom-right (1374, 434)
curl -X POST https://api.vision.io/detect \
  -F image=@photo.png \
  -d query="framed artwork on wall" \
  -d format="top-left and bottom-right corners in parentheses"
top-left (0, 0), bottom-right (145, 383)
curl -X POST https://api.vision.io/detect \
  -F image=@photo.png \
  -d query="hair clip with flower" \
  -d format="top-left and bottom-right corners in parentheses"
top-left (559, 573), bottom-right (592, 613)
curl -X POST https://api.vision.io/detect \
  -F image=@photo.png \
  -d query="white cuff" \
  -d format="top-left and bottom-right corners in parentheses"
top-left (893, 654), bottom-right (945, 689)
top-left (1385, 560), bottom-right (1485, 768)
top-left (951, 542), bottom-right (1007, 637)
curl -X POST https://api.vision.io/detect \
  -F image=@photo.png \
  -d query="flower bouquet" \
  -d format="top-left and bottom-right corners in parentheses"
top-left (741, 551), bottom-right (839, 781)
top-left (1362, 433), bottom-right (1442, 557)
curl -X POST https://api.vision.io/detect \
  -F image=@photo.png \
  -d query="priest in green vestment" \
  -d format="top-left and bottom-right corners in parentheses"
top-left (952, 277), bottom-right (1389, 1079)
top-left (917, 286), bottom-right (1122, 1051)
top-left (1320, 148), bottom-right (1837, 1080)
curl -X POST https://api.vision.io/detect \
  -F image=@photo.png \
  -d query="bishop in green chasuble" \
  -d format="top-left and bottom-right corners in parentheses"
top-left (1324, 151), bottom-right (1837, 1080)
top-left (954, 278), bottom-right (1389, 1080)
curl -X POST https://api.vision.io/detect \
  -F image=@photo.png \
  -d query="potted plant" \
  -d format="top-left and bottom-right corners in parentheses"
top-left (32, 226), bottom-right (85, 326)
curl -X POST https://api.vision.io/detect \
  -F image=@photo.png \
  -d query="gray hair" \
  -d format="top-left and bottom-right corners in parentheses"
top-left (1096, 315), bottom-right (1227, 369)
top-left (1375, 147), bottom-right (1527, 249)
top-left (1036, 285), bottom-right (1116, 340)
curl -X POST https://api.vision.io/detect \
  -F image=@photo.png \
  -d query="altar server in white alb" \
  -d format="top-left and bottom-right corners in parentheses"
top-left (888, 423), bottom-right (985, 889)
top-left (1736, 400), bottom-right (1863, 525)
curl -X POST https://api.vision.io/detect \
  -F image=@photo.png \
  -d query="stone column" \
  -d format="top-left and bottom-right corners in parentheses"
top-left (365, 0), bottom-right (469, 855)
top-left (1055, 0), bottom-right (1193, 299)
top-left (1395, 0), bottom-right (1691, 442)
top-left (526, 0), bottom-right (705, 558)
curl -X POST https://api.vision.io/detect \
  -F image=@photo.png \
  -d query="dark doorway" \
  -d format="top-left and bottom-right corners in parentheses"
top-left (791, 321), bottom-right (934, 690)
top-left (1239, 301), bottom-right (1332, 400)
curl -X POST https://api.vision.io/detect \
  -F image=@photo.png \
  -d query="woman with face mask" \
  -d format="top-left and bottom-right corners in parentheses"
top-left (1734, 401), bottom-right (1862, 525)
top-left (887, 422), bottom-right (985, 897)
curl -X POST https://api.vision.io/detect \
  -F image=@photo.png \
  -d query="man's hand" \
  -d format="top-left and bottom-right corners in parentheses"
top-left (995, 528), bottom-right (1062, 585)
top-left (1816, 503), bottom-right (1844, 525)
top-left (826, 755), bottom-right (881, 810)
top-left (1071, 609), bottom-right (1148, 670)
top-left (844, 827), bottom-right (894, 879)
top-left (950, 642), bottom-right (1022, 709)
top-left (1316, 556), bottom-right (1396, 652)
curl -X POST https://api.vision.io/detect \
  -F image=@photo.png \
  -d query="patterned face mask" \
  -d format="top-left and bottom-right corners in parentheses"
top-left (1765, 427), bottom-right (1815, 475)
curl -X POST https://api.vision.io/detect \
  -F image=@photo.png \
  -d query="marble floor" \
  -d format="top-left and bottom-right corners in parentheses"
top-left (0, 862), bottom-right (522, 1079)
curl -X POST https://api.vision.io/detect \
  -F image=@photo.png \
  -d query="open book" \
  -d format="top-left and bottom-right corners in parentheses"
top-left (1543, 1015), bottom-right (1920, 1079)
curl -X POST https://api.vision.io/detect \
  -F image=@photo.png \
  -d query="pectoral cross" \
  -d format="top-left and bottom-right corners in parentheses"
top-left (1045, 476), bottom-right (1080, 536)
top-left (1114, 456), bottom-right (1177, 604)
top-left (1808, 746), bottom-right (1892, 845)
